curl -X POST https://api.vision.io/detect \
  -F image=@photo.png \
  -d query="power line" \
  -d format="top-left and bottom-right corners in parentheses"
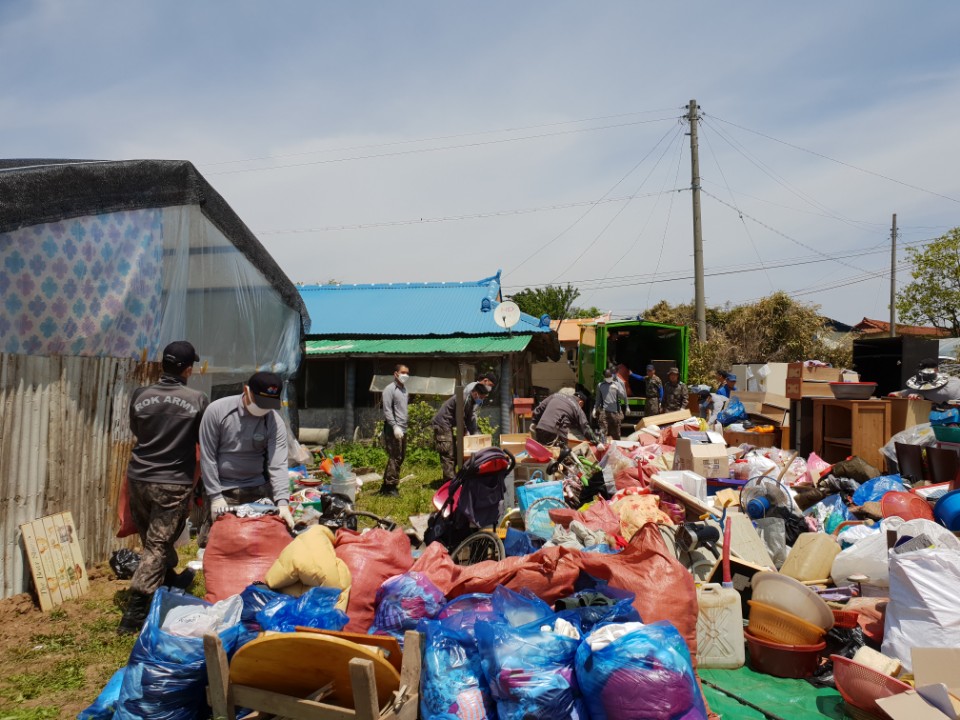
top-left (701, 188), bottom-right (869, 273)
top-left (549, 124), bottom-right (686, 282)
top-left (700, 119), bottom-right (774, 291)
top-left (706, 113), bottom-right (960, 205)
top-left (201, 108), bottom-right (680, 167)
top-left (208, 116), bottom-right (680, 176)
top-left (257, 188), bottom-right (686, 235)
top-left (507, 123), bottom-right (683, 275)
top-left (503, 235), bottom-right (934, 293)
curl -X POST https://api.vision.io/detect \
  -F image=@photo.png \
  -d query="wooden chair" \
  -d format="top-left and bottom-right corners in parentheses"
top-left (926, 446), bottom-right (960, 490)
top-left (204, 629), bottom-right (420, 720)
top-left (894, 442), bottom-right (927, 484)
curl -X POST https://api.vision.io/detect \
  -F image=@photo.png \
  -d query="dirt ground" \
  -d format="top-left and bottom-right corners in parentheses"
top-left (0, 563), bottom-right (137, 719)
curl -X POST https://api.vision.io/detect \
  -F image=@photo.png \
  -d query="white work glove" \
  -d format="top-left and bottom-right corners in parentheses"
top-left (278, 504), bottom-right (295, 530)
top-left (597, 443), bottom-right (606, 453)
top-left (210, 497), bottom-right (229, 517)
top-left (393, 425), bottom-right (404, 440)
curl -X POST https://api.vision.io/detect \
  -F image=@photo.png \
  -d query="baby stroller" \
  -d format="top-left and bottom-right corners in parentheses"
top-left (424, 446), bottom-right (515, 566)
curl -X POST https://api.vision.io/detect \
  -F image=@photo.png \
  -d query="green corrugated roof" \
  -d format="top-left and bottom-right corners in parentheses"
top-left (305, 335), bottom-right (532, 356)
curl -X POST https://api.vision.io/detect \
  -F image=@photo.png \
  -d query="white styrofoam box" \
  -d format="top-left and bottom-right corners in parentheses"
top-left (655, 470), bottom-right (707, 501)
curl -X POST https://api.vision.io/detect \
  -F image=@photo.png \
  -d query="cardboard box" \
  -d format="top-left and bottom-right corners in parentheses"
top-left (878, 690), bottom-right (956, 720)
top-left (673, 431), bottom-right (729, 478)
top-left (887, 397), bottom-right (933, 435)
top-left (732, 391), bottom-right (791, 426)
top-left (786, 363), bottom-right (843, 382)
top-left (785, 377), bottom-right (838, 399)
top-left (464, 434), bottom-right (493, 455)
top-left (732, 362), bottom-right (790, 395)
top-left (637, 408), bottom-right (691, 429)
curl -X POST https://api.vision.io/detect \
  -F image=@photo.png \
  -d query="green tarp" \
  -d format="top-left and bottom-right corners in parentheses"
top-left (700, 666), bottom-right (845, 719)
top-left (304, 335), bottom-right (532, 356)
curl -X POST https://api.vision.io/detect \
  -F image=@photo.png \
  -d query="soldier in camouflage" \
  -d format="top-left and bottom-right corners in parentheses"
top-left (662, 366), bottom-right (689, 413)
top-left (644, 364), bottom-right (663, 417)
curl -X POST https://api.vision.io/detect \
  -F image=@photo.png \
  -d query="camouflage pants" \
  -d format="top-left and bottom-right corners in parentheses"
top-left (127, 479), bottom-right (192, 595)
top-left (644, 398), bottom-right (661, 417)
top-left (434, 426), bottom-right (456, 484)
top-left (383, 426), bottom-right (407, 488)
top-left (196, 482), bottom-right (271, 548)
top-left (598, 410), bottom-right (623, 440)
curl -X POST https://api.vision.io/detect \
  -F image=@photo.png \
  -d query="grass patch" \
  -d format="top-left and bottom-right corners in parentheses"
top-left (0, 707), bottom-right (60, 720)
top-left (4, 659), bottom-right (85, 701)
top-left (353, 463), bottom-right (444, 524)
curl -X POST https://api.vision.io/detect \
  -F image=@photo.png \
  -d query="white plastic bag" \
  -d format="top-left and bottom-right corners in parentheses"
top-left (831, 524), bottom-right (891, 586)
top-left (161, 594), bottom-right (243, 638)
top-left (882, 549), bottom-right (960, 671)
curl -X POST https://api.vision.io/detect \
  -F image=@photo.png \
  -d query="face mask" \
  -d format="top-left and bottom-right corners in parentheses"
top-left (246, 400), bottom-right (271, 417)
top-left (397, 373), bottom-right (410, 384)
top-left (474, 396), bottom-right (484, 406)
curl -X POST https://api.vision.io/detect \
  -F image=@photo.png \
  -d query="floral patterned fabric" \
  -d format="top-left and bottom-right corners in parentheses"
top-left (0, 209), bottom-right (163, 358)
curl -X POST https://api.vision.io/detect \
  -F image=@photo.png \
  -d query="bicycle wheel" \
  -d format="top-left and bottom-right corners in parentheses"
top-left (450, 530), bottom-right (505, 566)
top-left (349, 511), bottom-right (398, 532)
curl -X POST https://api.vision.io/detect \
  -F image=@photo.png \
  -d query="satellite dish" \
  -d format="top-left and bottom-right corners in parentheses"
top-left (494, 301), bottom-right (521, 330)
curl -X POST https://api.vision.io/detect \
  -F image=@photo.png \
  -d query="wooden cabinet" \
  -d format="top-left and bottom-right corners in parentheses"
top-left (812, 399), bottom-right (891, 470)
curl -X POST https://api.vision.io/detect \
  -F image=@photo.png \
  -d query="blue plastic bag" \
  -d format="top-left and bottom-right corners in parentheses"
top-left (852, 474), bottom-right (905, 505)
top-left (79, 668), bottom-right (126, 719)
top-left (555, 575), bottom-right (640, 632)
top-left (804, 492), bottom-right (855, 534)
top-left (421, 614), bottom-right (496, 720)
top-left (239, 583), bottom-right (283, 627)
top-left (114, 589), bottom-right (243, 720)
top-left (717, 397), bottom-right (747, 426)
top-left (503, 527), bottom-right (543, 557)
top-left (370, 572), bottom-right (446, 646)
top-left (256, 586), bottom-right (348, 633)
top-left (575, 621), bottom-right (706, 720)
top-left (476, 617), bottom-right (582, 720)
top-left (491, 585), bottom-right (553, 628)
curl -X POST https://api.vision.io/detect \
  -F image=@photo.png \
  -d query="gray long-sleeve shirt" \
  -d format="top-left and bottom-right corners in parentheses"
top-left (533, 393), bottom-right (592, 438)
top-left (199, 395), bottom-right (289, 504)
top-left (382, 381), bottom-right (409, 430)
top-left (432, 393), bottom-right (479, 435)
top-left (595, 380), bottom-right (627, 414)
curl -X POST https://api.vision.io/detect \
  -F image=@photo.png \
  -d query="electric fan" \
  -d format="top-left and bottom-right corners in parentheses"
top-left (739, 476), bottom-right (795, 519)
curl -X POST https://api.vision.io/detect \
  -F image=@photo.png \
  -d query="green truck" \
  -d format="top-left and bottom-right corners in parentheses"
top-left (577, 319), bottom-right (690, 414)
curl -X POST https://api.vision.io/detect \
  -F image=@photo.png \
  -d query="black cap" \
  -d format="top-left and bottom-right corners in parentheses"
top-left (919, 357), bottom-right (939, 369)
top-left (247, 371), bottom-right (283, 410)
top-left (574, 390), bottom-right (590, 404)
top-left (162, 341), bottom-right (199, 372)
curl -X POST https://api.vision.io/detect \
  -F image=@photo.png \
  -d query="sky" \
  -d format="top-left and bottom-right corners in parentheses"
top-left (3, 1), bottom-right (960, 325)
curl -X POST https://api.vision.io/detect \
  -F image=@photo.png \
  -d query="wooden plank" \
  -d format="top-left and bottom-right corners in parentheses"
top-left (28, 518), bottom-right (64, 607)
top-left (62, 511), bottom-right (89, 593)
top-left (18, 522), bottom-right (56, 611)
top-left (232, 685), bottom-right (356, 720)
top-left (349, 659), bottom-right (378, 720)
top-left (650, 475), bottom-right (719, 518)
top-left (40, 514), bottom-right (74, 601)
top-left (399, 631), bottom-right (421, 693)
top-left (204, 633), bottom-right (236, 720)
top-left (51, 512), bottom-right (87, 596)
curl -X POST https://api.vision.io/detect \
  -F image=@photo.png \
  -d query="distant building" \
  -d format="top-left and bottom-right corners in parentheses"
top-left (853, 317), bottom-right (952, 338)
top-left (296, 272), bottom-right (559, 439)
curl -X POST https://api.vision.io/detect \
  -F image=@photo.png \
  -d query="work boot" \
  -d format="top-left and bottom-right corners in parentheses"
top-left (117, 591), bottom-right (153, 635)
top-left (378, 485), bottom-right (400, 498)
top-left (163, 567), bottom-right (196, 590)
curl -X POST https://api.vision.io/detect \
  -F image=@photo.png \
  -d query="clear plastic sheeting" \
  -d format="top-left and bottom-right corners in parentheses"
top-left (0, 205), bottom-right (302, 386)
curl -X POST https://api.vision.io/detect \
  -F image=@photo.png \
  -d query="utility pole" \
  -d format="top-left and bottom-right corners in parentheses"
top-left (890, 213), bottom-right (898, 338)
top-left (688, 99), bottom-right (707, 342)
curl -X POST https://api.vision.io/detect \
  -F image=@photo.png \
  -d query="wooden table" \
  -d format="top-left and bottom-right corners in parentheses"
top-left (812, 398), bottom-right (891, 470)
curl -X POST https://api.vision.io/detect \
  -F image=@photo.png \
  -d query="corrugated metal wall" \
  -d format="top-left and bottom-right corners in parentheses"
top-left (0, 354), bottom-right (158, 599)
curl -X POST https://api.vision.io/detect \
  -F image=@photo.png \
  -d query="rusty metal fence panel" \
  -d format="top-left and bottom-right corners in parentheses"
top-left (0, 353), bottom-right (158, 599)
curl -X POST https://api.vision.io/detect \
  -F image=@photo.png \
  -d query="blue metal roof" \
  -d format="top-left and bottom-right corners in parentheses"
top-left (298, 271), bottom-right (551, 337)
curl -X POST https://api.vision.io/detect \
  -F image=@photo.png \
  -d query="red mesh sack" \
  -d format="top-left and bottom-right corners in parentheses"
top-left (615, 465), bottom-right (645, 491)
top-left (335, 527), bottom-right (413, 631)
top-left (203, 514), bottom-right (292, 603)
top-left (409, 542), bottom-right (461, 595)
top-left (116, 476), bottom-right (138, 538)
top-left (578, 523), bottom-right (699, 662)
